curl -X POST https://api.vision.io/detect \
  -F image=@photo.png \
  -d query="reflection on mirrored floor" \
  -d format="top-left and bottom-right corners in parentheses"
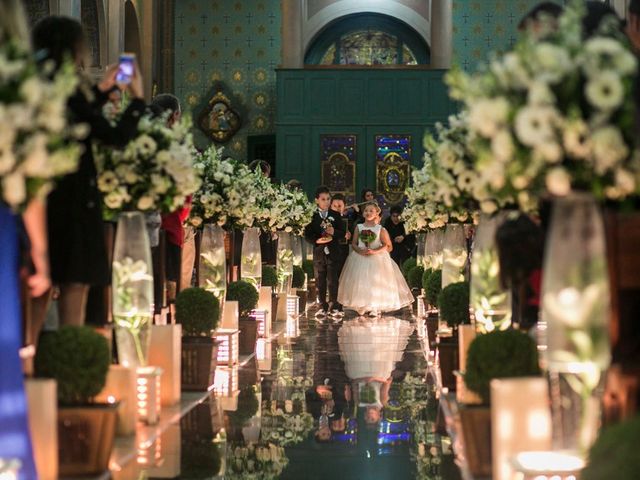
top-left (134, 310), bottom-right (463, 480)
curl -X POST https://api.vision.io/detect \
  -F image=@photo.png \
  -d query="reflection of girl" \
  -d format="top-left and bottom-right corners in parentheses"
top-left (351, 376), bottom-right (393, 425)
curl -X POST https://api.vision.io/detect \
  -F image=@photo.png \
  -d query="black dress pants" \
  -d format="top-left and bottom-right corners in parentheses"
top-left (314, 250), bottom-right (340, 311)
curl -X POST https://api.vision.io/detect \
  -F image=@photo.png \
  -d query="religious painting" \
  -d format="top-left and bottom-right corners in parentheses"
top-left (320, 135), bottom-right (357, 206)
top-left (198, 90), bottom-right (241, 143)
top-left (375, 135), bottom-right (411, 208)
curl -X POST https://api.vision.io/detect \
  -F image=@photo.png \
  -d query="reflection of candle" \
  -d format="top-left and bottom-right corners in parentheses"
top-left (491, 378), bottom-right (551, 480)
top-left (137, 366), bottom-right (163, 425)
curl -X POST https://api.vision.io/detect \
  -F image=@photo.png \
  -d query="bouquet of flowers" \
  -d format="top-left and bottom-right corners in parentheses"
top-left (447, 1), bottom-right (640, 212)
top-left (226, 442), bottom-right (288, 480)
top-left (95, 114), bottom-right (201, 217)
top-left (0, 30), bottom-right (84, 210)
top-left (189, 146), bottom-right (264, 229)
top-left (359, 229), bottom-right (377, 248)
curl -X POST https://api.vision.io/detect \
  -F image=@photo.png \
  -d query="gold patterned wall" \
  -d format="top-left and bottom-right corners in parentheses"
top-left (174, 0), bottom-right (281, 155)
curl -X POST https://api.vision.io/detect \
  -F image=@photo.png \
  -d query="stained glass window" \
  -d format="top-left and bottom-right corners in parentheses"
top-left (320, 135), bottom-right (357, 206)
top-left (306, 14), bottom-right (428, 66)
top-left (375, 135), bottom-right (411, 208)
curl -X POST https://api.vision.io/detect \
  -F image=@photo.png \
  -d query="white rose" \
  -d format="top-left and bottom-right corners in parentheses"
top-left (2, 171), bottom-right (26, 207)
top-left (545, 167), bottom-right (571, 196)
top-left (528, 81), bottom-right (555, 105)
top-left (20, 77), bottom-right (44, 106)
top-left (0, 149), bottom-right (16, 175)
top-left (137, 195), bottom-right (155, 210)
top-left (563, 120), bottom-right (591, 159)
top-left (615, 168), bottom-right (636, 195)
top-left (534, 42), bottom-right (571, 83)
top-left (480, 200), bottom-right (498, 214)
top-left (536, 141), bottom-right (562, 163)
top-left (104, 190), bottom-right (124, 209)
top-left (491, 129), bottom-right (514, 162)
top-left (98, 171), bottom-right (119, 192)
top-left (585, 72), bottom-right (624, 111)
top-left (591, 127), bottom-right (628, 173)
top-left (468, 97), bottom-right (509, 137)
top-left (514, 105), bottom-right (557, 147)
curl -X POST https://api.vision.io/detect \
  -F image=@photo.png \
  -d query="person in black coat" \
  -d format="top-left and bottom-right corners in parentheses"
top-left (304, 186), bottom-right (346, 317)
top-left (32, 16), bottom-right (146, 326)
top-left (383, 205), bottom-right (415, 267)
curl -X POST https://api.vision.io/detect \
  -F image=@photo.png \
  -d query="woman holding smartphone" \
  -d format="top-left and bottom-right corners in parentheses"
top-left (32, 16), bottom-right (146, 328)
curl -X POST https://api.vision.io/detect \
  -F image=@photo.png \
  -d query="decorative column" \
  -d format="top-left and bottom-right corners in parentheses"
top-left (430, 0), bottom-right (453, 69)
top-left (281, 0), bottom-right (304, 68)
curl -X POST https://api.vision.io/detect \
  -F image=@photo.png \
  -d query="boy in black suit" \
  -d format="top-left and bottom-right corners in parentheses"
top-left (304, 186), bottom-right (346, 318)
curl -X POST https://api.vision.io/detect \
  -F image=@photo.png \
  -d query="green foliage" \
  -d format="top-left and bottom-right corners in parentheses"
top-left (302, 259), bottom-right (315, 280)
top-left (35, 326), bottom-right (110, 405)
top-left (261, 265), bottom-right (278, 287)
top-left (175, 287), bottom-right (220, 336)
top-left (228, 385), bottom-right (260, 426)
top-left (402, 257), bottom-right (417, 279)
top-left (292, 265), bottom-right (306, 289)
top-left (425, 269), bottom-right (442, 306)
top-left (422, 268), bottom-right (433, 292)
top-left (407, 265), bottom-right (425, 289)
top-left (226, 280), bottom-right (259, 317)
top-left (438, 281), bottom-right (470, 328)
top-left (464, 329), bottom-right (540, 404)
top-left (583, 416), bottom-right (640, 480)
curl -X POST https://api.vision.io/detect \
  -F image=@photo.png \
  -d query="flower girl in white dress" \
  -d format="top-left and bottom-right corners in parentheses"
top-left (337, 202), bottom-right (414, 316)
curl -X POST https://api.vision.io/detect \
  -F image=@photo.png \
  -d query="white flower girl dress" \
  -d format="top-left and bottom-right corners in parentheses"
top-left (337, 223), bottom-right (414, 314)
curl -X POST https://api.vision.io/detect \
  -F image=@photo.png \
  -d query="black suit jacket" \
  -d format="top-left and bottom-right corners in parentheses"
top-left (304, 209), bottom-right (346, 260)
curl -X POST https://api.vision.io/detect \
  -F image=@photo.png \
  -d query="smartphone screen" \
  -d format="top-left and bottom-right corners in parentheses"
top-left (116, 53), bottom-right (135, 85)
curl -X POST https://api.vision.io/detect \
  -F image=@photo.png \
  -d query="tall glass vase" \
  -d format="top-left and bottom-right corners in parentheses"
top-left (241, 227), bottom-right (262, 291)
top-left (416, 232), bottom-right (427, 268)
top-left (442, 224), bottom-right (468, 289)
top-left (199, 224), bottom-right (227, 318)
top-left (540, 193), bottom-right (610, 455)
top-left (470, 213), bottom-right (511, 333)
top-left (113, 212), bottom-right (154, 368)
top-left (425, 228), bottom-right (445, 271)
top-left (277, 231), bottom-right (294, 294)
top-left (292, 235), bottom-right (303, 267)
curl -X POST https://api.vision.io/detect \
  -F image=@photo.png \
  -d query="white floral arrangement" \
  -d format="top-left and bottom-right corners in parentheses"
top-left (189, 146), bottom-right (264, 229)
top-left (94, 114), bottom-right (201, 217)
top-left (447, 1), bottom-right (640, 212)
top-left (259, 182), bottom-right (315, 235)
top-left (404, 114), bottom-right (479, 232)
top-left (226, 442), bottom-right (288, 480)
top-left (0, 31), bottom-right (84, 210)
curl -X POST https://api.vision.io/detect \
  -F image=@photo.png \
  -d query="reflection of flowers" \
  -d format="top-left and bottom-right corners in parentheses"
top-left (261, 399), bottom-right (314, 447)
top-left (226, 442), bottom-right (288, 480)
top-left (471, 248), bottom-right (511, 333)
top-left (112, 258), bottom-right (153, 365)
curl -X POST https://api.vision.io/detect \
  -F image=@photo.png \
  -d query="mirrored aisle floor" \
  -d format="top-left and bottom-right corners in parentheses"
top-left (126, 308), bottom-right (463, 480)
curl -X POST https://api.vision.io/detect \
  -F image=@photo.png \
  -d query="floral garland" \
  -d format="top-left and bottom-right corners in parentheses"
top-left (225, 442), bottom-right (288, 480)
top-left (403, 114), bottom-right (479, 231)
top-left (95, 114), bottom-right (201, 217)
top-left (447, 1), bottom-right (640, 212)
top-left (0, 31), bottom-right (84, 210)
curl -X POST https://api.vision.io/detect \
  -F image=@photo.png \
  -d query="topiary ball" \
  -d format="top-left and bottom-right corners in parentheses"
top-left (464, 329), bottom-right (540, 404)
top-left (425, 269), bottom-right (442, 306)
top-left (261, 265), bottom-right (278, 287)
top-left (228, 385), bottom-right (260, 426)
top-left (407, 265), bottom-right (425, 290)
top-left (292, 265), bottom-right (306, 289)
top-left (583, 416), bottom-right (640, 480)
top-left (302, 259), bottom-right (314, 280)
top-left (226, 280), bottom-right (259, 317)
top-left (175, 287), bottom-right (220, 336)
top-left (438, 281), bottom-right (470, 328)
top-left (422, 268), bottom-right (433, 292)
top-left (401, 257), bottom-right (417, 279)
top-left (35, 326), bottom-right (110, 405)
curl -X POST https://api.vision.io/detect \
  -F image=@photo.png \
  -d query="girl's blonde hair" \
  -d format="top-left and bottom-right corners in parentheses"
top-left (363, 201), bottom-right (381, 215)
